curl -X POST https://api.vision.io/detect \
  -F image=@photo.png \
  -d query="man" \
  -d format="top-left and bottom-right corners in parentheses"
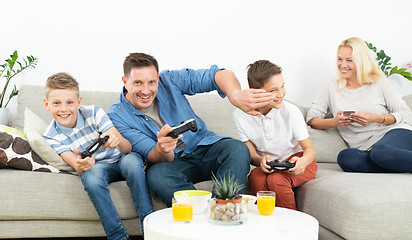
top-left (108, 53), bottom-right (275, 207)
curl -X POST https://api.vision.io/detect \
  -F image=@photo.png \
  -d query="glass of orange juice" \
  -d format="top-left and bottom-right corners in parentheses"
top-left (172, 198), bottom-right (193, 222)
top-left (257, 191), bottom-right (276, 215)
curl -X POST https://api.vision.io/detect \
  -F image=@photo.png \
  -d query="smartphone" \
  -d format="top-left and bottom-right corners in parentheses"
top-left (343, 110), bottom-right (355, 116)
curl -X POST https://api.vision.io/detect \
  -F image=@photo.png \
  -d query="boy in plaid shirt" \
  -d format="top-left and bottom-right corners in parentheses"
top-left (43, 72), bottom-right (152, 239)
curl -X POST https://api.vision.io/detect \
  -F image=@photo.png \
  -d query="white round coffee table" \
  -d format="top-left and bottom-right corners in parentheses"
top-left (144, 205), bottom-right (319, 239)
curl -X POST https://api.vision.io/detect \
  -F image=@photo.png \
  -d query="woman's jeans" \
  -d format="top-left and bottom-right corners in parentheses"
top-left (147, 138), bottom-right (251, 207)
top-left (81, 152), bottom-right (153, 240)
top-left (337, 128), bottom-right (412, 173)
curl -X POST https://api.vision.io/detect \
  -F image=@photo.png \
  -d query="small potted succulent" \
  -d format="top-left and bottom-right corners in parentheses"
top-left (209, 172), bottom-right (248, 223)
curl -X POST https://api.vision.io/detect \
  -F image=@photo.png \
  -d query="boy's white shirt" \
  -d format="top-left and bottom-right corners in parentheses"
top-left (233, 101), bottom-right (308, 162)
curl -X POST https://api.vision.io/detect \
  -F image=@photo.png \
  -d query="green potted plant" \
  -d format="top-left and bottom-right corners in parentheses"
top-left (0, 50), bottom-right (38, 125)
top-left (366, 41), bottom-right (412, 81)
top-left (211, 171), bottom-right (244, 204)
top-left (209, 172), bottom-right (247, 223)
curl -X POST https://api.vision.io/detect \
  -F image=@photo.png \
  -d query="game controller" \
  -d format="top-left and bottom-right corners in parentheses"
top-left (267, 160), bottom-right (295, 171)
top-left (166, 118), bottom-right (198, 138)
top-left (81, 136), bottom-right (109, 159)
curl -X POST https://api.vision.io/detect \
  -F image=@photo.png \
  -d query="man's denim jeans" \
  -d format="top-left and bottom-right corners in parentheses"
top-left (147, 138), bottom-right (251, 207)
top-left (81, 152), bottom-right (153, 240)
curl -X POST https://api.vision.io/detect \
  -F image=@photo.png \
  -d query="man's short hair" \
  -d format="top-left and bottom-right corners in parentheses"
top-left (123, 53), bottom-right (159, 78)
top-left (247, 60), bottom-right (282, 89)
top-left (46, 72), bottom-right (79, 98)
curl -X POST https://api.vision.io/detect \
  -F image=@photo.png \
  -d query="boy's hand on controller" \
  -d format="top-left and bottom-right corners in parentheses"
top-left (260, 155), bottom-right (274, 173)
top-left (101, 133), bottom-right (118, 149)
top-left (288, 157), bottom-right (305, 176)
top-left (157, 124), bottom-right (182, 154)
top-left (73, 148), bottom-right (95, 172)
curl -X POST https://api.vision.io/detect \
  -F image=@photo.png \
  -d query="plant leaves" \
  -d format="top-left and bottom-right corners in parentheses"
top-left (402, 71), bottom-right (412, 77)
top-left (366, 40), bottom-right (411, 80)
top-left (11, 50), bottom-right (18, 62)
top-left (390, 66), bottom-right (398, 75)
top-left (0, 50), bottom-right (38, 108)
top-left (211, 171), bottom-right (244, 200)
top-left (6, 59), bottom-right (14, 69)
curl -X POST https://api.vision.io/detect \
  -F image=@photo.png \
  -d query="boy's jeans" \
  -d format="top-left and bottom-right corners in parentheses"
top-left (81, 152), bottom-right (153, 240)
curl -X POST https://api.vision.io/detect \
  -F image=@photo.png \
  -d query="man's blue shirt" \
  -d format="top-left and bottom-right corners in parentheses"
top-left (108, 65), bottom-right (230, 162)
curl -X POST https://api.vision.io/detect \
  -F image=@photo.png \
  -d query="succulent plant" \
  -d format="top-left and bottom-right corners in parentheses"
top-left (211, 171), bottom-right (244, 200)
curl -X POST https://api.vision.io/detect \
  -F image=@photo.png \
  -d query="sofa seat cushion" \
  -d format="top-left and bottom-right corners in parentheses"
top-left (296, 165), bottom-right (412, 240)
top-left (308, 127), bottom-right (348, 164)
top-left (315, 162), bottom-right (344, 178)
top-left (0, 168), bottom-right (216, 221)
top-left (0, 169), bottom-right (137, 221)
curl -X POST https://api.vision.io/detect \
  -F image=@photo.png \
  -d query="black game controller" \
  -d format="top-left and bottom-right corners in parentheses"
top-left (267, 160), bottom-right (296, 171)
top-left (81, 136), bottom-right (109, 159)
top-left (166, 118), bottom-right (198, 139)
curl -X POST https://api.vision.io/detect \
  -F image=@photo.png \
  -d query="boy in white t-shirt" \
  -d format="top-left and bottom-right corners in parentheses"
top-left (233, 60), bottom-right (317, 210)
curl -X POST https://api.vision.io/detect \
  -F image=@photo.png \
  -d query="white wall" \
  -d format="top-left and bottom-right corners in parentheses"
top-left (2, 0), bottom-right (412, 116)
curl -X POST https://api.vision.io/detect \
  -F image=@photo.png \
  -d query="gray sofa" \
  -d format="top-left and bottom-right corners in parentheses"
top-left (1, 85), bottom-right (411, 239)
top-left (296, 96), bottom-right (412, 240)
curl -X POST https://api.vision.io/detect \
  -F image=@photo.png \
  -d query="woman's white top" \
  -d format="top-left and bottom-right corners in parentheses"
top-left (306, 77), bottom-right (412, 150)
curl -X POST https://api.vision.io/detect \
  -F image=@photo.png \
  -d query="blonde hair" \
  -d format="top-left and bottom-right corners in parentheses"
top-left (336, 37), bottom-right (384, 91)
top-left (46, 72), bottom-right (79, 98)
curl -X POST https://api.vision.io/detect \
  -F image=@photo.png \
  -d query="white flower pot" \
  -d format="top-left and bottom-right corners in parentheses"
top-left (0, 108), bottom-right (10, 126)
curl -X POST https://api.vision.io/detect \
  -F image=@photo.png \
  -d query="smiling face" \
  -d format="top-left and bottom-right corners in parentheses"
top-left (257, 73), bottom-right (286, 115)
top-left (337, 46), bottom-right (357, 82)
top-left (123, 65), bottom-right (159, 111)
top-left (44, 88), bottom-right (82, 128)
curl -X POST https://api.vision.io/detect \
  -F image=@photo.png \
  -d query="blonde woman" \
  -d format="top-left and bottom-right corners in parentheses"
top-left (307, 37), bottom-right (412, 173)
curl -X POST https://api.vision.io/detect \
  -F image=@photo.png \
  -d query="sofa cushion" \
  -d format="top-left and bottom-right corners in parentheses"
top-left (14, 85), bottom-right (120, 131)
top-left (24, 107), bottom-right (74, 172)
top-left (187, 94), bottom-right (237, 138)
top-left (0, 169), bottom-right (136, 221)
top-left (0, 168), bottom-right (213, 221)
top-left (0, 125), bottom-right (60, 173)
top-left (308, 126), bottom-right (348, 163)
top-left (15, 85), bottom-right (239, 138)
top-left (402, 94), bottom-right (412, 107)
top-left (284, 100), bottom-right (347, 164)
top-left (296, 165), bottom-right (412, 240)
